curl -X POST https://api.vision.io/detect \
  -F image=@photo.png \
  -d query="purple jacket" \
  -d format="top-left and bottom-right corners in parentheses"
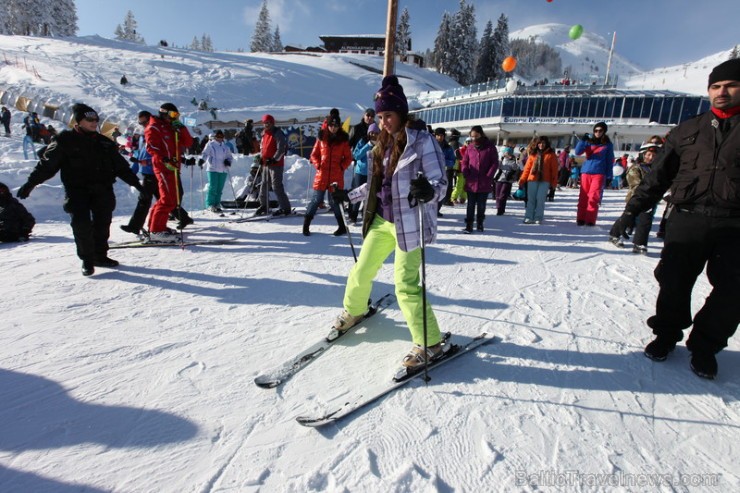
top-left (461, 138), bottom-right (498, 193)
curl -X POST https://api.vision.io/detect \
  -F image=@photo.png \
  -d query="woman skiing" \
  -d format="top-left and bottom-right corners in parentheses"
top-left (330, 75), bottom-right (449, 372)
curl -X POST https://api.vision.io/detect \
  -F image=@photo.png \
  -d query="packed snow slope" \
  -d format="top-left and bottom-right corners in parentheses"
top-left (0, 34), bottom-right (458, 130)
top-left (1, 34), bottom-right (739, 492)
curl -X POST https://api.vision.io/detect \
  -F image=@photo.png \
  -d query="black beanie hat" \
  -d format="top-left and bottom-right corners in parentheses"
top-left (374, 75), bottom-right (408, 115)
top-left (708, 58), bottom-right (740, 87)
top-left (593, 121), bottom-right (608, 133)
top-left (73, 103), bottom-right (98, 123)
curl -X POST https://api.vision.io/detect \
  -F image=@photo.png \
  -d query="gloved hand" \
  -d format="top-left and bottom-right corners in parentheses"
top-left (224, 159), bottom-right (231, 167)
top-left (264, 157), bottom-right (275, 165)
top-left (198, 158), bottom-right (205, 166)
top-left (134, 182), bottom-right (145, 193)
top-left (17, 182), bottom-right (34, 199)
top-left (171, 120), bottom-right (185, 130)
top-left (184, 157), bottom-right (196, 166)
top-left (129, 156), bottom-right (138, 164)
top-left (408, 174), bottom-right (434, 203)
top-left (609, 212), bottom-right (636, 239)
top-left (331, 188), bottom-right (349, 203)
top-left (582, 133), bottom-right (591, 141)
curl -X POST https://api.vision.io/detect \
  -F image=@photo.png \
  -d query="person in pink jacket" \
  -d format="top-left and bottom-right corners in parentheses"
top-left (460, 125), bottom-right (498, 233)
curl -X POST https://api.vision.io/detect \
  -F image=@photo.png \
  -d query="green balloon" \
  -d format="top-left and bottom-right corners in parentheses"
top-left (569, 24), bottom-right (584, 40)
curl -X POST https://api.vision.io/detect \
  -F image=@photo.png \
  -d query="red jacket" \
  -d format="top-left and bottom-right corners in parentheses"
top-left (145, 116), bottom-right (193, 170)
top-left (261, 127), bottom-right (287, 166)
top-left (310, 132), bottom-right (351, 191)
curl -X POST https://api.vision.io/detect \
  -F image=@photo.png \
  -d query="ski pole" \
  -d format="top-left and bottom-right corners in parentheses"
top-left (226, 165), bottom-right (238, 213)
top-left (414, 171), bottom-right (431, 384)
top-left (330, 182), bottom-right (357, 262)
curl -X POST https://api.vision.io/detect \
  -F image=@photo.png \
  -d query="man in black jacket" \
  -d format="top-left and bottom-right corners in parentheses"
top-left (17, 103), bottom-right (143, 276)
top-left (610, 59), bottom-right (740, 379)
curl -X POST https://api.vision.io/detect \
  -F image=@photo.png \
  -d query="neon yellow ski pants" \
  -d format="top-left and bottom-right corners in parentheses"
top-left (343, 215), bottom-right (441, 346)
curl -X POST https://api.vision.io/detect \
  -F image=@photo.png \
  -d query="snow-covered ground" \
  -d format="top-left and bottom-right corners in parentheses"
top-left (1, 35), bottom-right (739, 492)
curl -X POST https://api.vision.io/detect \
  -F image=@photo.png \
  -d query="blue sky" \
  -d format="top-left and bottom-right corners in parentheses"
top-left (75, 0), bottom-right (738, 69)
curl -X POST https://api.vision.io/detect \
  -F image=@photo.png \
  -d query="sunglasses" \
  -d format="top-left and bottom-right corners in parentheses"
top-left (593, 129), bottom-right (604, 133)
top-left (84, 117), bottom-right (100, 123)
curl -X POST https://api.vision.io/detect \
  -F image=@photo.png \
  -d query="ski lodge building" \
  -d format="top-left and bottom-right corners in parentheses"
top-left (412, 79), bottom-right (710, 151)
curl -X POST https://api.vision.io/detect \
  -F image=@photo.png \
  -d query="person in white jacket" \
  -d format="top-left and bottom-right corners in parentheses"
top-left (199, 129), bottom-right (234, 212)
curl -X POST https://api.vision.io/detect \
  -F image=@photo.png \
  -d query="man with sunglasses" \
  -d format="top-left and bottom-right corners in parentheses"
top-left (16, 103), bottom-right (143, 276)
top-left (144, 102), bottom-right (194, 241)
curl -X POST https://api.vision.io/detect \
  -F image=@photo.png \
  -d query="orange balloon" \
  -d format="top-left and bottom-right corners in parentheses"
top-left (502, 56), bottom-right (517, 72)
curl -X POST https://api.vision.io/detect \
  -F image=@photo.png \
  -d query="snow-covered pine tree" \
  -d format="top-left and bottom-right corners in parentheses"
top-left (729, 45), bottom-right (739, 60)
top-left (491, 13), bottom-right (510, 80)
top-left (47, 0), bottom-right (78, 36)
top-left (510, 37), bottom-right (562, 80)
top-left (201, 34), bottom-right (213, 52)
top-left (272, 26), bottom-right (283, 52)
top-left (250, 0), bottom-right (272, 52)
top-left (433, 12), bottom-right (453, 75)
top-left (114, 11), bottom-right (145, 44)
top-left (395, 8), bottom-right (411, 59)
top-left (448, 0), bottom-right (477, 85)
top-left (474, 20), bottom-right (495, 84)
top-left (190, 36), bottom-right (201, 51)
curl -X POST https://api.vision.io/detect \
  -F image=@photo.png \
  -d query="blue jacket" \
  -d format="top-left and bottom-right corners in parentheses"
top-left (352, 138), bottom-right (372, 176)
top-left (575, 138), bottom-right (614, 181)
top-left (132, 135), bottom-right (153, 175)
top-left (439, 142), bottom-right (456, 169)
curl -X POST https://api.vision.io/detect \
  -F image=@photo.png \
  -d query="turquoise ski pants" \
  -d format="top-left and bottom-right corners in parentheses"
top-left (206, 171), bottom-right (228, 208)
top-left (343, 215), bottom-right (441, 346)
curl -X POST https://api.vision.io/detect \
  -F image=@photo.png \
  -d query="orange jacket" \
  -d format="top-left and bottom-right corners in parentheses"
top-left (310, 133), bottom-right (351, 191)
top-left (519, 150), bottom-right (558, 188)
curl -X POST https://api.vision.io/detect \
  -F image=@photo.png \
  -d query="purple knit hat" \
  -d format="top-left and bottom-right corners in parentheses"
top-left (374, 75), bottom-right (408, 115)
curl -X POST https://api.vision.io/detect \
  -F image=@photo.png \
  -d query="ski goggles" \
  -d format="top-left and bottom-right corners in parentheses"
top-left (165, 110), bottom-right (180, 120)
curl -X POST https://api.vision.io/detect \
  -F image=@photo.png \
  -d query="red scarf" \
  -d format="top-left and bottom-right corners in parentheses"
top-left (711, 105), bottom-right (740, 119)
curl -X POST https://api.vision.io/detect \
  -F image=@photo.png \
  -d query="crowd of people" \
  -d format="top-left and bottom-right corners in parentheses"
top-left (4, 59), bottom-right (739, 378)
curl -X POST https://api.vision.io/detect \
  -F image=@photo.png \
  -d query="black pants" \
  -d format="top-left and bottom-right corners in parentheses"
top-left (648, 209), bottom-right (740, 354)
top-left (63, 187), bottom-right (115, 261)
top-left (632, 205), bottom-right (657, 247)
top-left (443, 168), bottom-right (455, 205)
top-left (465, 191), bottom-right (488, 225)
top-left (126, 174), bottom-right (159, 232)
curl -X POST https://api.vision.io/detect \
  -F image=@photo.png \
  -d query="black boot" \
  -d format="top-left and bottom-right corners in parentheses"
top-left (81, 260), bottom-right (95, 276)
top-left (120, 224), bottom-right (139, 234)
top-left (690, 352), bottom-right (718, 380)
top-left (333, 224), bottom-right (347, 236)
top-left (462, 220), bottom-right (473, 234)
top-left (303, 216), bottom-right (312, 236)
top-left (94, 256), bottom-right (120, 268)
top-left (477, 219), bottom-right (484, 231)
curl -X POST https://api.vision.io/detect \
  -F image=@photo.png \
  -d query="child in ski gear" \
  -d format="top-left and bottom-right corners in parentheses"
top-left (460, 125), bottom-right (498, 232)
top-left (145, 102), bottom-right (194, 242)
top-left (331, 75), bottom-right (448, 370)
top-left (303, 116), bottom-right (352, 236)
top-left (16, 103), bottom-right (143, 275)
top-left (574, 122), bottom-right (614, 225)
top-left (618, 142), bottom-right (662, 253)
top-left (201, 130), bottom-right (234, 212)
top-left (257, 114), bottom-right (292, 216)
top-left (519, 136), bottom-right (559, 224)
top-left (611, 59), bottom-right (740, 380)
top-left (0, 182), bottom-right (35, 242)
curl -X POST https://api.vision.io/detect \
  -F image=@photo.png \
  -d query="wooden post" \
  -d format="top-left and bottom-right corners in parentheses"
top-left (383, 0), bottom-right (398, 77)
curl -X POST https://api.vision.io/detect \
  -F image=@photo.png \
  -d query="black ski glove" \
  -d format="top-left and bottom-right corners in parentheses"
top-left (408, 175), bottom-right (434, 203)
top-left (610, 212), bottom-right (636, 239)
top-left (197, 158), bottom-right (205, 166)
top-left (331, 188), bottom-right (349, 204)
top-left (582, 133), bottom-right (591, 142)
top-left (264, 157), bottom-right (276, 165)
top-left (171, 120), bottom-right (185, 130)
top-left (17, 182), bottom-right (34, 199)
top-left (129, 156), bottom-right (139, 164)
top-left (224, 158), bottom-right (231, 167)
